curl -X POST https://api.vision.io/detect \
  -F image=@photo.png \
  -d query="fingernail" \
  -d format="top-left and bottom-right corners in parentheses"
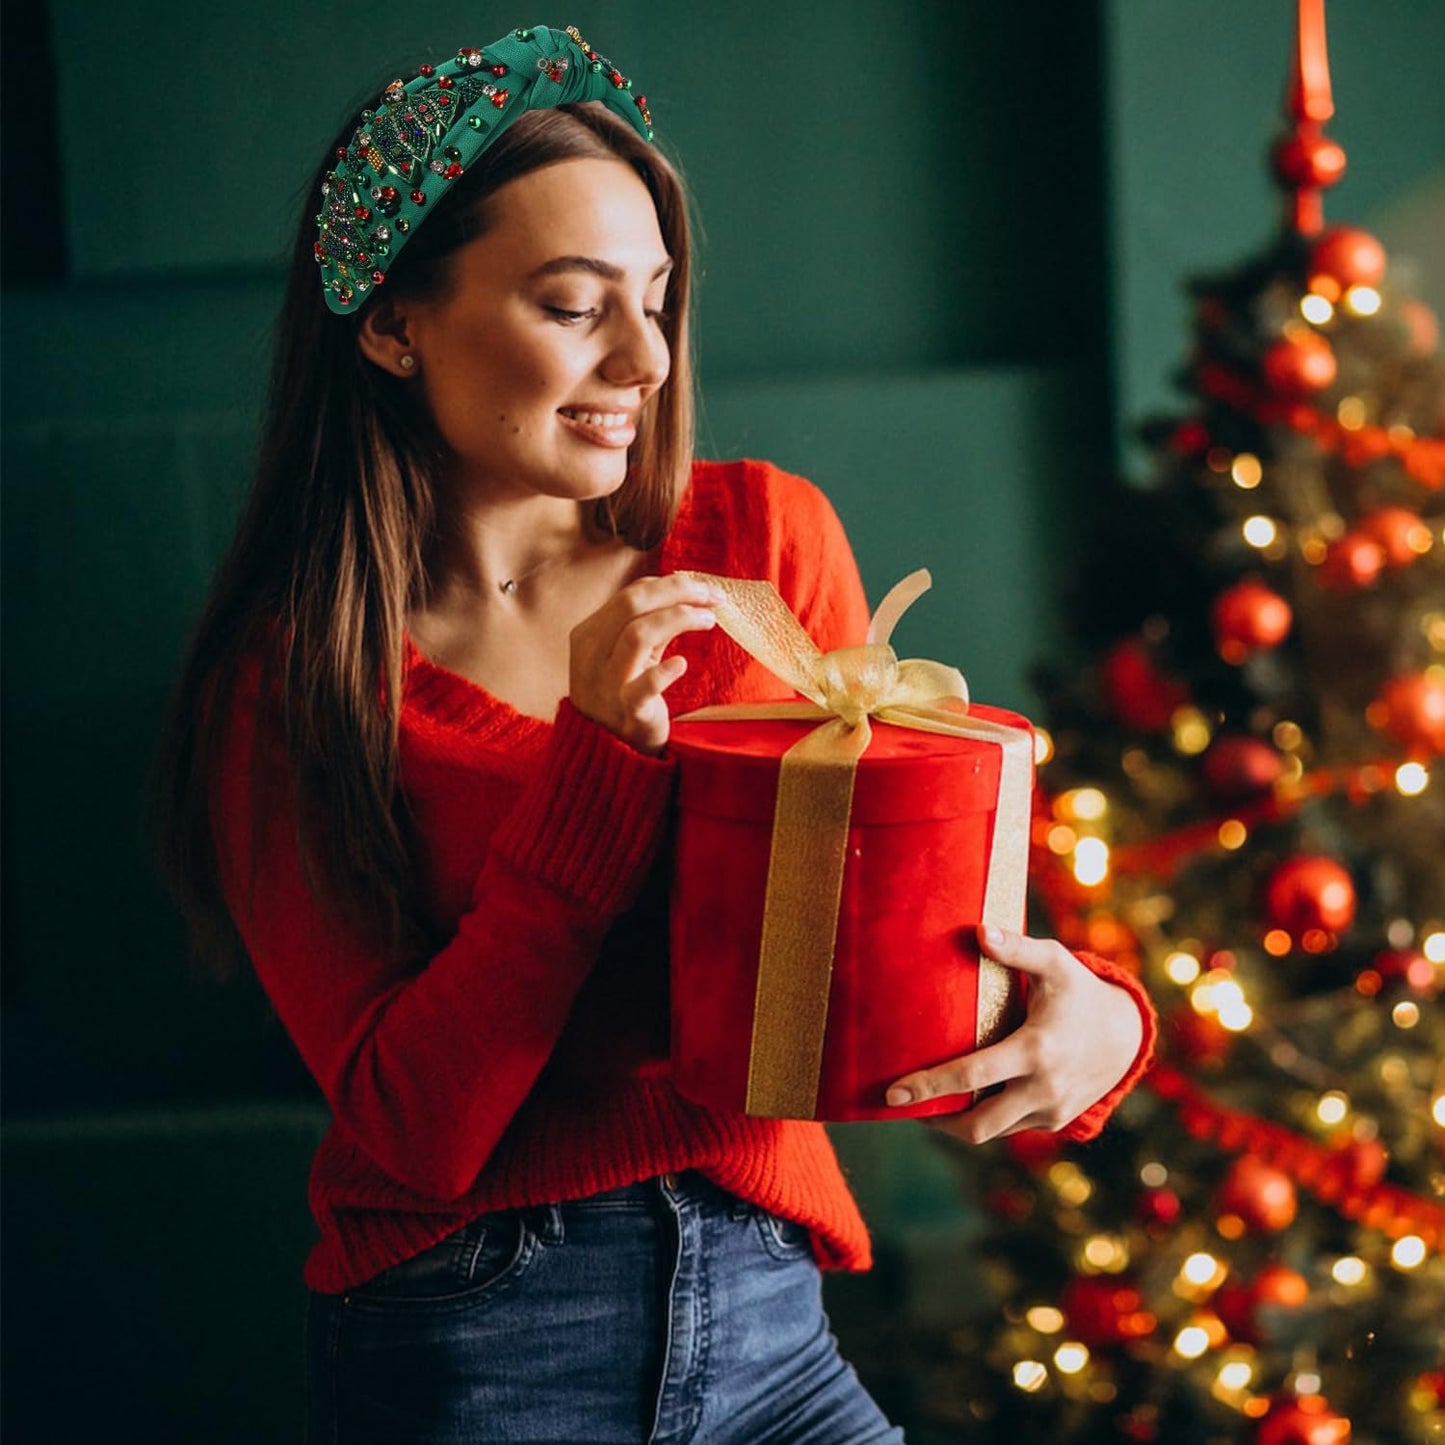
top-left (886, 1086), bottom-right (915, 1106)
top-left (982, 924), bottom-right (1006, 948)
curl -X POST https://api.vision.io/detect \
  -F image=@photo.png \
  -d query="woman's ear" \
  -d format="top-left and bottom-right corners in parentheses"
top-left (357, 295), bottom-right (420, 377)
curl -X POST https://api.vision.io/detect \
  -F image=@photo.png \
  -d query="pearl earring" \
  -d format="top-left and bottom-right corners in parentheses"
top-left (398, 354), bottom-right (416, 371)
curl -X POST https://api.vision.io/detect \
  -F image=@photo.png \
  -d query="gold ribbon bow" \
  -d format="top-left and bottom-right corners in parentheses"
top-left (677, 569), bottom-right (1033, 1117)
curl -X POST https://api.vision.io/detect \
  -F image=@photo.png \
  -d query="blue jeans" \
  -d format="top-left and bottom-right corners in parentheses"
top-left (305, 1171), bottom-right (903, 1444)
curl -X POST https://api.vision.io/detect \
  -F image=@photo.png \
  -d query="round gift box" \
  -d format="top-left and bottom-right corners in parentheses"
top-left (668, 703), bottom-right (1032, 1122)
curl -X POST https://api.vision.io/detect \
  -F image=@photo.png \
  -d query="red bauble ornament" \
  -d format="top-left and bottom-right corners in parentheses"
top-left (1371, 672), bottom-right (1445, 756)
top-left (1136, 1187), bottom-right (1183, 1229)
top-left (1216, 1264), bottom-right (1309, 1342)
top-left (1309, 226), bottom-right (1387, 289)
top-left (1272, 133), bottom-right (1348, 190)
top-left (1218, 1155), bottom-right (1298, 1233)
top-left (1262, 331), bottom-right (1338, 397)
top-left (1213, 580), bottom-right (1293, 661)
top-left (1358, 505), bottom-right (1428, 569)
top-left (1373, 947), bottom-right (1438, 996)
top-left (1255, 1395), bottom-right (1351, 1445)
top-left (1317, 532), bottom-right (1385, 591)
top-left (1399, 299), bottom-right (1440, 357)
top-left (1202, 735), bottom-right (1284, 802)
top-left (1100, 638), bottom-right (1189, 732)
top-left (1167, 1004), bottom-right (1233, 1069)
top-left (1060, 1275), bottom-right (1157, 1348)
top-left (1264, 855), bottom-right (1356, 938)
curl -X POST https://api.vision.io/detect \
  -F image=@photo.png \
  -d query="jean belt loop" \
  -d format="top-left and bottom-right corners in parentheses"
top-left (530, 1201), bottom-right (565, 1246)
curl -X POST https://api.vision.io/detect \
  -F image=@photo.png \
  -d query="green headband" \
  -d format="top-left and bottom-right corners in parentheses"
top-left (315, 24), bottom-right (653, 314)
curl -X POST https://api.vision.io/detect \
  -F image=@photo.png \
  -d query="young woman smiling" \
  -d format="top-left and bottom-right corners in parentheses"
top-left (155, 24), bottom-right (1154, 1444)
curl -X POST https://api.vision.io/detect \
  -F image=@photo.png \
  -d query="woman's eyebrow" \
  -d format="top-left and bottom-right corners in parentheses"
top-left (527, 255), bottom-right (675, 282)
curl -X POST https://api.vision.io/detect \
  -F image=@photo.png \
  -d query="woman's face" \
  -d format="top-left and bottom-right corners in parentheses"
top-left (401, 156), bottom-right (673, 505)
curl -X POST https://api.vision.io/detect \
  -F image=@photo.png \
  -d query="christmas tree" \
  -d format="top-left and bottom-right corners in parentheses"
top-left (932, 3), bottom-right (1445, 1441)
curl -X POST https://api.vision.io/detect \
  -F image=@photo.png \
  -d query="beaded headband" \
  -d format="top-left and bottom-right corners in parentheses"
top-left (316, 24), bottom-right (653, 314)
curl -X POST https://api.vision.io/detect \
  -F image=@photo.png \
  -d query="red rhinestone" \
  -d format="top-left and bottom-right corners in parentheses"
top-left (436, 94), bottom-right (451, 106)
top-left (490, 63), bottom-right (507, 76)
top-left (354, 206), bottom-right (370, 220)
top-left (437, 75), bottom-right (453, 89)
top-left (636, 94), bottom-right (647, 107)
top-left (410, 190), bottom-right (427, 206)
top-left (372, 270), bottom-right (385, 284)
top-left (336, 146), bottom-right (348, 160)
top-left (380, 186), bottom-right (398, 201)
top-left (490, 89), bottom-right (509, 108)
top-left (356, 252), bottom-right (370, 265)
top-left (419, 63), bottom-right (435, 77)
top-left (609, 69), bottom-right (624, 87)
top-left (444, 162), bottom-right (463, 179)
top-left (313, 241), bottom-right (324, 258)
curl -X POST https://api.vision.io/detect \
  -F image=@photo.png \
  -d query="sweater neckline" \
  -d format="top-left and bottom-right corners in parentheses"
top-left (402, 468), bottom-right (730, 740)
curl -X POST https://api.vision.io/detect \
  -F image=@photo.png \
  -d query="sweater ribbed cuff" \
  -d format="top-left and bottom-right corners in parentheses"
top-left (486, 700), bottom-right (677, 916)
top-left (1059, 950), bottom-right (1157, 1142)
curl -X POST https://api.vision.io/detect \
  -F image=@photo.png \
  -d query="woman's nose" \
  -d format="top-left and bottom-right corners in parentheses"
top-left (601, 306), bottom-right (670, 390)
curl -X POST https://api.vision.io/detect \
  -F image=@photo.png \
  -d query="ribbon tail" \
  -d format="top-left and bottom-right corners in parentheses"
top-left (746, 717), bottom-right (871, 1116)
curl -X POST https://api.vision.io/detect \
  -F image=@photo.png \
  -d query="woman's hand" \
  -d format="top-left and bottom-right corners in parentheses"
top-left (569, 574), bottom-right (722, 754)
top-left (886, 926), bottom-right (1145, 1143)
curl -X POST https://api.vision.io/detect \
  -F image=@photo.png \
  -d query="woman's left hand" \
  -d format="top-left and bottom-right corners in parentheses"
top-left (885, 926), bottom-right (1144, 1143)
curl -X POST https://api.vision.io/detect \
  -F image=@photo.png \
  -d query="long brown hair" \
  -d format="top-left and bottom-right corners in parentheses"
top-left (154, 100), bottom-right (695, 976)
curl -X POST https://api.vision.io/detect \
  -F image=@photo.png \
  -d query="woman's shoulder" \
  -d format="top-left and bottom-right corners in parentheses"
top-left (685, 456), bottom-right (837, 523)
top-left (670, 458), bottom-right (848, 577)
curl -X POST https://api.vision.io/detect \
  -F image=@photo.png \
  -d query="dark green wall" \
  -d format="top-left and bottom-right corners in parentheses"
top-left (3, 3), bottom-right (1439, 1440)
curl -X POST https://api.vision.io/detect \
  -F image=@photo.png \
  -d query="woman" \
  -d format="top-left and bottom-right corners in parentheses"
top-left (156, 24), bottom-right (1154, 1443)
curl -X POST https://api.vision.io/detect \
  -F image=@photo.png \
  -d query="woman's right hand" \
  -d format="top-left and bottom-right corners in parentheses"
top-left (569, 574), bottom-right (722, 754)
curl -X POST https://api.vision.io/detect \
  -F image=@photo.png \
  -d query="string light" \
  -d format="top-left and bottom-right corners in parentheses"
top-left (1167, 951), bottom-right (1203, 985)
top-left (1073, 837), bottom-right (1110, 887)
top-left (1062, 788), bottom-right (1108, 822)
top-left (1343, 285), bottom-right (1382, 316)
top-left (1231, 453), bottom-right (1264, 488)
top-left (1179, 1253), bottom-right (1226, 1291)
top-left (1243, 515), bottom-right (1278, 548)
top-left (1174, 1326), bottom-right (1212, 1359)
top-left (1026, 1306), bottom-right (1065, 1334)
top-left (1013, 1361), bottom-right (1048, 1392)
top-left (1218, 820), bottom-right (1248, 849)
top-left (1422, 931), bottom-right (1445, 963)
top-left (1337, 396), bottom-right (1367, 429)
top-left (1395, 762), bottom-right (1429, 796)
top-left (1054, 1343), bottom-right (1090, 1374)
top-left (1391, 1236), bottom-right (1427, 1270)
top-left (1033, 728), bottom-right (1055, 765)
top-left (1173, 707), bottom-right (1213, 754)
top-left (1217, 1360), bottom-right (1254, 1391)
top-left (1332, 1257), bottom-right (1368, 1286)
top-left (1140, 1162), bottom-right (1169, 1187)
top-left (1433, 1095), bottom-right (1445, 1128)
top-left (1300, 294), bottom-right (1334, 325)
top-left (1392, 1001), bottom-right (1421, 1029)
top-left (1047, 824), bottom-right (1077, 854)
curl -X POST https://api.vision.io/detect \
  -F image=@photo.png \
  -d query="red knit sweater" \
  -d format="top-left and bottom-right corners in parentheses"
top-left (215, 459), bottom-right (1155, 1293)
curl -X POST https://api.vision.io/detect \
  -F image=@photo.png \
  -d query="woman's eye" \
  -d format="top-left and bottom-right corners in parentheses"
top-left (544, 306), bottom-right (597, 325)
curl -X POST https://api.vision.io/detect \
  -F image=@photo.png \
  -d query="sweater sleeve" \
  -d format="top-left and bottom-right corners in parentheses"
top-left (214, 660), bottom-right (675, 1202)
top-left (1059, 950), bottom-right (1157, 1140)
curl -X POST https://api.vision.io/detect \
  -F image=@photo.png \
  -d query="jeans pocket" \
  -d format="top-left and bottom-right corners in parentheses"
top-left (344, 1211), bottom-right (535, 1315)
top-left (753, 1207), bottom-right (814, 1262)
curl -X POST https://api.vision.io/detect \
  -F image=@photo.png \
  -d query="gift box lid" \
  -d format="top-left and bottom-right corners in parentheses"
top-left (670, 703), bottom-right (1032, 827)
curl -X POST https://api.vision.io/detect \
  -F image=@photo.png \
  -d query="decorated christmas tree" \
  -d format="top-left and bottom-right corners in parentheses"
top-left (931, 3), bottom-right (1445, 1441)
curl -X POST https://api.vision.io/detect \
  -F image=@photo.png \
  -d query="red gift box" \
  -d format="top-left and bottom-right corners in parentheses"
top-left (669, 699), bottom-right (1033, 1122)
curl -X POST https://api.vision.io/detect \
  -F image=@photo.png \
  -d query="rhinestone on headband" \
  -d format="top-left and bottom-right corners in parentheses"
top-left (315, 24), bottom-right (653, 314)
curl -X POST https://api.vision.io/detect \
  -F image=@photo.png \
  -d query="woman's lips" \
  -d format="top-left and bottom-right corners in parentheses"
top-left (557, 407), bottom-right (636, 448)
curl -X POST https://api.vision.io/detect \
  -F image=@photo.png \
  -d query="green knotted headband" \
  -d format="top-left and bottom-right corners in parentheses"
top-left (316, 24), bottom-right (653, 314)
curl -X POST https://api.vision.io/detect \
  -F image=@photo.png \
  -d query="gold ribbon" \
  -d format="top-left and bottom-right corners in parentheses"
top-left (677, 569), bottom-right (1033, 1117)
